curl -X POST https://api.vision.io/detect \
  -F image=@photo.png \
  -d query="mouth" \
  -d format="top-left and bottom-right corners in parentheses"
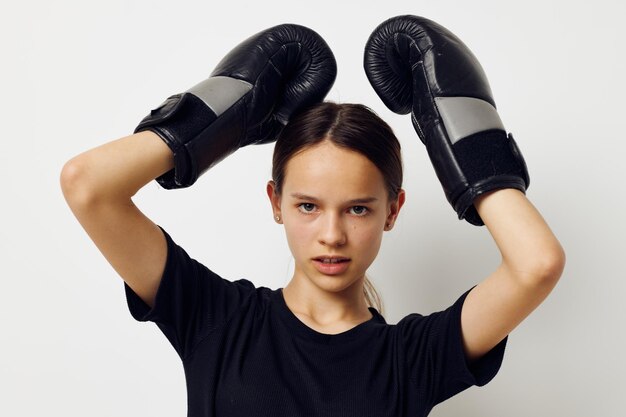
top-left (312, 256), bottom-right (351, 264)
top-left (311, 256), bottom-right (351, 275)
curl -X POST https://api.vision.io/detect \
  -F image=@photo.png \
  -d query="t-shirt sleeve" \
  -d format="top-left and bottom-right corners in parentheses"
top-left (123, 225), bottom-right (255, 361)
top-left (397, 285), bottom-right (508, 407)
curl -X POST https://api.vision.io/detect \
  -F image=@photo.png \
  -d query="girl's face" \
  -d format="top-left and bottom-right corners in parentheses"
top-left (267, 140), bottom-right (405, 294)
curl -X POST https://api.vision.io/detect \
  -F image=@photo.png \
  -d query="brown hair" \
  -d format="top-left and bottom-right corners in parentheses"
top-left (272, 101), bottom-right (403, 315)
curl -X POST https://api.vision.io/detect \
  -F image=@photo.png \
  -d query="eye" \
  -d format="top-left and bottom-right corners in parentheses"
top-left (297, 203), bottom-right (317, 214)
top-left (349, 206), bottom-right (369, 216)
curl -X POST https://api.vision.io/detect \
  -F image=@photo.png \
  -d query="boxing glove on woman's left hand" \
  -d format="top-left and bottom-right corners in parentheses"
top-left (364, 15), bottom-right (529, 226)
top-left (135, 24), bottom-right (336, 189)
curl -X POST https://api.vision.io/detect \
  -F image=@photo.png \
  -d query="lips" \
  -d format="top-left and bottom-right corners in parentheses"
top-left (312, 256), bottom-right (351, 275)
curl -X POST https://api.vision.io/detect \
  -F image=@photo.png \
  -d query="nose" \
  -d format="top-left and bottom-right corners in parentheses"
top-left (318, 213), bottom-right (347, 247)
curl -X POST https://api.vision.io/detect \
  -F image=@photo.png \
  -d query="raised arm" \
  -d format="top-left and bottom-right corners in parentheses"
top-left (61, 131), bottom-right (174, 309)
top-left (461, 189), bottom-right (565, 362)
top-left (61, 24), bottom-right (337, 309)
top-left (364, 15), bottom-right (565, 363)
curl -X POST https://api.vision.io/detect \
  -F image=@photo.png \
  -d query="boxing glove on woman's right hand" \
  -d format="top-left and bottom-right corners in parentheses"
top-left (135, 24), bottom-right (337, 189)
top-left (364, 15), bottom-right (529, 226)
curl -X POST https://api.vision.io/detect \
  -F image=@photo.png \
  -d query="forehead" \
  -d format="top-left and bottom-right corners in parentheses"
top-left (282, 140), bottom-right (386, 199)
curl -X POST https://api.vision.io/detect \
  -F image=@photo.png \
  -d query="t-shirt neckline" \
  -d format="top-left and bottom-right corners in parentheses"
top-left (272, 287), bottom-right (384, 344)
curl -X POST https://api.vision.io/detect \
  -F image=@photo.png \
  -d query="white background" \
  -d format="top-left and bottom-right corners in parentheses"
top-left (2, 0), bottom-right (625, 416)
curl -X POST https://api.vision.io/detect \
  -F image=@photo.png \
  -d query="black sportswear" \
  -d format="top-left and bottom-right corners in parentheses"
top-left (124, 226), bottom-right (507, 416)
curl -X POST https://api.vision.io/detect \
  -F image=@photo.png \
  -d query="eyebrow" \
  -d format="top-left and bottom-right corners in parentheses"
top-left (289, 193), bottom-right (379, 205)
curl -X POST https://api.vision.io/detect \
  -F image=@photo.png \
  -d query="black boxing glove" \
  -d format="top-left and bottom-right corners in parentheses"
top-left (364, 15), bottom-right (529, 226)
top-left (135, 24), bottom-right (336, 189)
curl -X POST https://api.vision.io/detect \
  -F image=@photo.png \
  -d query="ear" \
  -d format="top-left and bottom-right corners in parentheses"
top-left (266, 180), bottom-right (283, 223)
top-left (384, 189), bottom-right (406, 231)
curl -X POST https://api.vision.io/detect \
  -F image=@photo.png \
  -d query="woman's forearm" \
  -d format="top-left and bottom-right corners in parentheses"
top-left (473, 188), bottom-right (566, 283)
top-left (61, 131), bottom-right (174, 204)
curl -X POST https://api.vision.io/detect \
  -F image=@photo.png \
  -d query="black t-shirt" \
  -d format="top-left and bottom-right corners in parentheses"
top-left (124, 226), bottom-right (507, 417)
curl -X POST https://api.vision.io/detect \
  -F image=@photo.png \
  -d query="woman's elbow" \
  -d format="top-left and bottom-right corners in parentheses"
top-left (509, 243), bottom-right (566, 287)
top-left (535, 244), bottom-right (566, 283)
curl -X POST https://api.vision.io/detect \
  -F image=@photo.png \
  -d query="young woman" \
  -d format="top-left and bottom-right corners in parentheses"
top-left (61, 19), bottom-right (565, 417)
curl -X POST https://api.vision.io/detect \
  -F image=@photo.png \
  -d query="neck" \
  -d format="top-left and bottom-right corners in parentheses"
top-left (281, 277), bottom-right (372, 326)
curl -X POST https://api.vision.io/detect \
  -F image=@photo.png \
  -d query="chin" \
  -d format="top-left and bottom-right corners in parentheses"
top-left (309, 271), bottom-right (365, 292)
